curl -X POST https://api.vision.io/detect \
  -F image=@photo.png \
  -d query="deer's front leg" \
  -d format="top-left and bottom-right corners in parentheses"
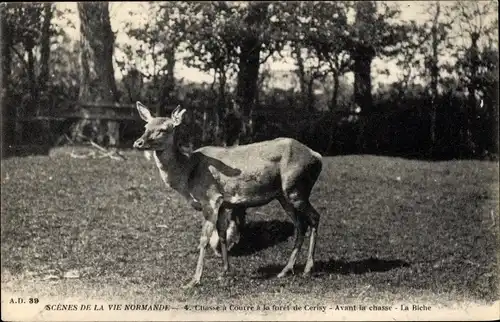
top-left (182, 219), bottom-right (215, 289)
top-left (216, 207), bottom-right (232, 276)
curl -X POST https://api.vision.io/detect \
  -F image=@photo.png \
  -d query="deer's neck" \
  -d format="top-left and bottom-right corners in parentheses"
top-left (153, 135), bottom-right (192, 199)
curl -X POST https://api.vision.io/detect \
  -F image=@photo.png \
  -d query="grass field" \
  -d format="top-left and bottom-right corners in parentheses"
top-left (1, 147), bottom-right (499, 314)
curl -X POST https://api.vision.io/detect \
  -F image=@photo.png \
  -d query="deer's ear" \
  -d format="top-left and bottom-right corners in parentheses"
top-left (170, 105), bottom-right (181, 119)
top-left (171, 105), bottom-right (187, 127)
top-left (137, 101), bottom-right (152, 122)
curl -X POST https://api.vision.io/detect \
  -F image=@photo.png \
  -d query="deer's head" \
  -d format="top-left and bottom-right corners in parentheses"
top-left (133, 102), bottom-right (187, 151)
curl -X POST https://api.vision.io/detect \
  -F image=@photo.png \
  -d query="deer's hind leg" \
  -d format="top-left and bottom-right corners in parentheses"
top-left (216, 206), bottom-right (232, 275)
top-left (233, 207), bottom-right (246, 233)
top-left (282, 159), bottom-right (322, 276)
top-left (277, 195), bottom-right (309, 278)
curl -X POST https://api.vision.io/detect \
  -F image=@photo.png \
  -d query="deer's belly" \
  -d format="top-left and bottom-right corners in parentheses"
top-left (225, 191), bottom-right (278, 207)
top-left (219, 171), bottom-right (281, 207)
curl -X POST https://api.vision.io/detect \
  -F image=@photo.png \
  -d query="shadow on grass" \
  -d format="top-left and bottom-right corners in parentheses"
top-left (229, 220), bottom-right (295, 257)
top-left (254, 257), bottom-right (411, 279)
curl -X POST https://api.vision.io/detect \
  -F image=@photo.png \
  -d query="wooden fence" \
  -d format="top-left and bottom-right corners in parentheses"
top-left (12, 101), bottom-right (362, 153)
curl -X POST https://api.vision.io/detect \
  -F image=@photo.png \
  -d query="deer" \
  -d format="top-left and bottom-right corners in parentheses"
top-left (133, 102), bottom-right (323, 289)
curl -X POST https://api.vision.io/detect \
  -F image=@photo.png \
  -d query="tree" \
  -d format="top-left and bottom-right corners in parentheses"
top-left (351, 1), bottom-right (377, 115)
top-left (117, 2), bottom-right (185, 115)
top-left (183, 1), bottom-right (286, 145)
top-left (335, 2), bottom-right (423, 152)
top-left (234, 2), bottom-right (269, 143)
top-left (1, 4), bottom-right (15, 150)
top-left (333, 2), bottom-right (418, 114)
top-left (39, 3), bottom-right (53, 99)
top-left (297, 1), bottom-right (352, 111)
top-left (292, 45), bottom-right (326, 112)
top-left (0, 3), bottom-right (56, 147)
top-left (446, 0), bottom-right (498, 156)
top-left (48, 8), bottom-right (80, 103)
top-left (283, 2), bottom-right (327, 112)
top-left (414, 1), bottom-right (453, 155)
top-left (73, 2), bottom-right (119, 146)
top-left (234, 2), bottom-right (286, 144)
top-left (182, 1), bottom-right (239, 146)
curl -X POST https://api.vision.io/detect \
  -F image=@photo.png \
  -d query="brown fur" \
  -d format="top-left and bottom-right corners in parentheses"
top-left (133, 102), bottom-right (323, 288)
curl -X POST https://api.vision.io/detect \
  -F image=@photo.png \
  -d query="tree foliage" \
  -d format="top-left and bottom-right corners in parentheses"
top-left (179, 1), bottom-right (288, 145)
top-left (1, 1), bottom-right (498, 159)
top-left (116, 2), bottom-right (186, 114)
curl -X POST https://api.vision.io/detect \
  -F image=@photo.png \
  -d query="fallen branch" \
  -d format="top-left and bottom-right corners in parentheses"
top-left (89, 139), bottom-right (109, 153)
top-left (69, 134), bottom-right (126, 161)
top-left (69, 150), bottom-right (96, 159)
top-left (64, 134), bottom-right (75, 145)
top-left (113, 150), bottom-right (127, 161)
top-left (96, 151), bottom-right (116, 159)
top-left (109, 153), bottom-right (126, 161)
top-left (89, 139), bottom-right (126, 160)
top-left (96, 150), bottom-right (126, 161)
top-left (54, 133), bottom-right (75, 147)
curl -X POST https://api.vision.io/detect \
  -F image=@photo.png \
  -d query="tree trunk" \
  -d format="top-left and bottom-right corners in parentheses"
top-left (26, 39), bottom-right (36, 109)
top-left (491, 72), bottom-right (499, 156)
top-left (74, 2), bottom-right (119, 147)
top-left (151, 43), bottom-right (159, 115)
top-left (352, 1), bottom-right (376, 115)
top-left (201, 108), bottom-right (208, 145)
top-left (353, 45), bottom-right (374, 115)
top-left (38, 2), bottom-right (53, 98)
top-left (15, 39), bottom-right (36, 144)
top-left (37, 2), bottom-right (54, 142)
top-left (467, 32), bottom-right (480, 156)
top-left (237, 37), bottom-right (260, 145)
top-left (429, 1), bottom-right (440, 157)
top-left (330, 70), bottom-right (340, 111)
top-left (124, 69), bottom-right (143, 103)
top-left (353, 1), bottom-right (376, 153)
top-left (159, 46), bottom-right (176, 116)
top-left (1, 8), bottom-right (13, 153)
top-left (215, 70), bottom-right (227, 146)
top-left (293, 45), bottom-right (308, 109)
top-left (236, 2), bottom-right (268, 145)
top-left (352, 45), bottom-right (375, 153)
top-left (306, 77), bottom-right (315, 112)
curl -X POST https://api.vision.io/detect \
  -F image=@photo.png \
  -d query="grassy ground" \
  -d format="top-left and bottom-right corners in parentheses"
top-left (1, 147), bottom-right (499, 312)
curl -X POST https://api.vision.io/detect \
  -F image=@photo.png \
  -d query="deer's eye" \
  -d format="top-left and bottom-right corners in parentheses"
top-left (159, 124), bottom-right (174, 132)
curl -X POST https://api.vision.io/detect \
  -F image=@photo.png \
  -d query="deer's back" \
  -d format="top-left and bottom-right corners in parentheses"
top-left (194, 138), bottom-right (321, 170)
top-left (189, 138), bottom-right (322, 207)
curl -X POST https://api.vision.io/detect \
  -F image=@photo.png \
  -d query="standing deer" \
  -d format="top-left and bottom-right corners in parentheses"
top-left (133, 102), bottom-right (323, 288)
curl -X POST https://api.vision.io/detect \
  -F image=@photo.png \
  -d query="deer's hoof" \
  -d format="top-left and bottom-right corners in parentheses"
top-left (303, 263), bottom-right (314, 276)
top-left (217, 273), bottom-right (235, 286)
top-left (217, 270), bottom-right (234, 280)
top-left (277, 268), bottom-right (292, 278)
